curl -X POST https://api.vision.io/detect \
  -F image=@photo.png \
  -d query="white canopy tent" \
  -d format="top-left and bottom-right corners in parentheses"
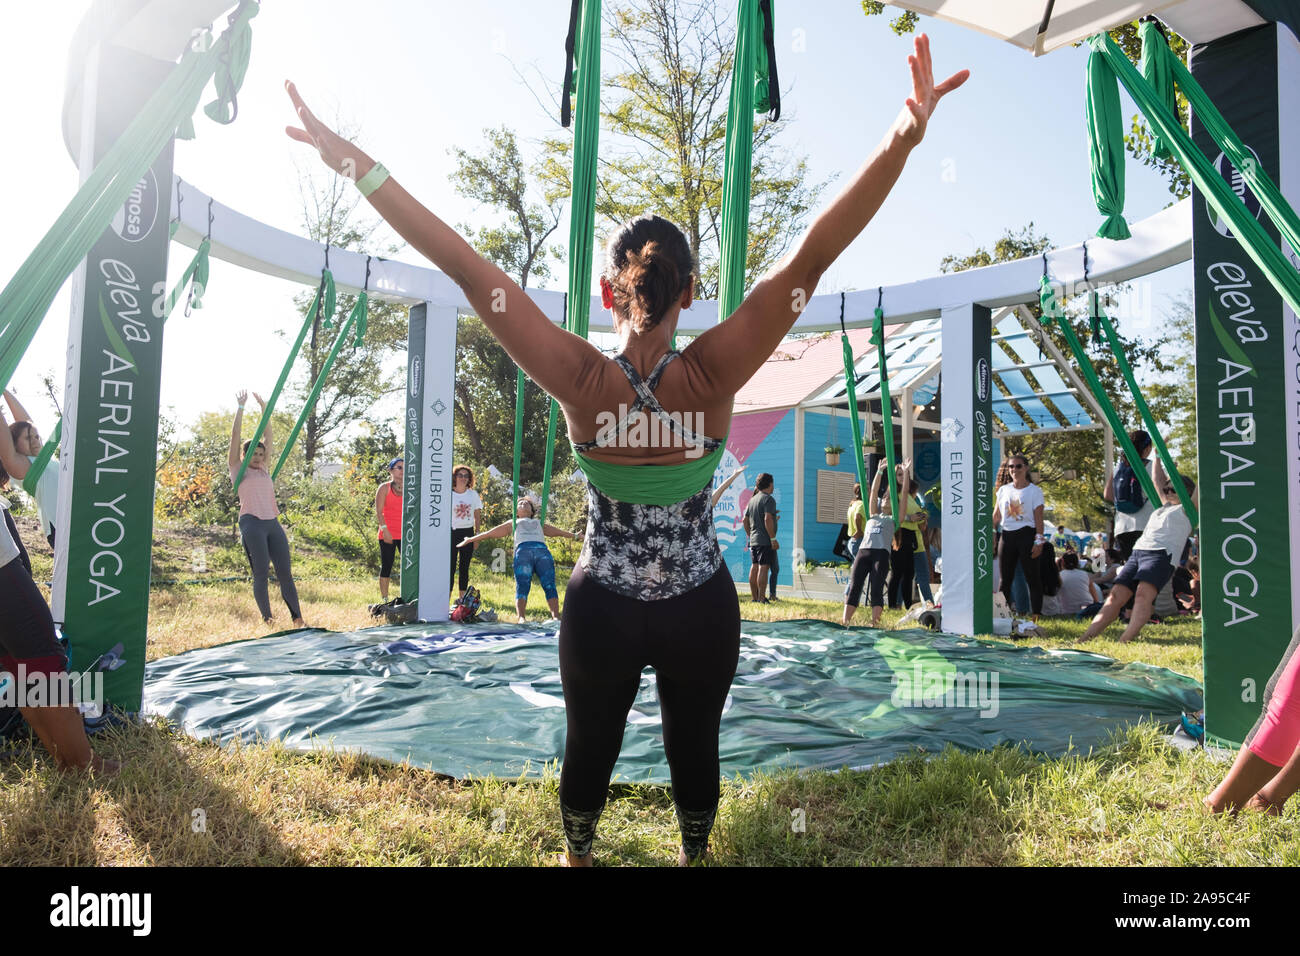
top-left (883, 0), bottom-right (1270, 55)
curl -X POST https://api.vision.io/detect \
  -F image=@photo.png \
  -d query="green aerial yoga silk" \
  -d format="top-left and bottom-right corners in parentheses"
top-left (232, 268), bottom-right (336, 492)
top-left (1091, 32), bottom-right (1300, 316)
top-left (272, 291), bottom-right (367, 480)
top-left (572, 446), bottom-right (726, 507)
top-left (553, 0), bottom-right (775, 509)
top-left (0, 1), bottom-right (259, 390)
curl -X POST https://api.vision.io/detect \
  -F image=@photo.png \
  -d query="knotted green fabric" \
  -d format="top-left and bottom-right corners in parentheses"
top-left (0, 1), bottom-right (260, 391)
top-left (1159, 39), bottom-right (1300, 267)
top-left (1138, 20), bottom-right (1176, 160)
top-left (1093, 33), bottom-right (1300, 316)
top-left (1086, 46), bottom-right (1131, 240)
top-left (871, 307), bottom-right (900, 521)
top-left (21, 417), bottom-right (61, 496)
top-left (204, 6), bottom-right (254, 125)
top-left (162, 238), bottom-right (210, 321)
top-left (233, 268), bottom-right (335, 491)
top-left (1039, 276), bottom-right (1161, 511)
top-left (538, 0), bottom-right (603, 522)
top-left (272, 291), bottom-right (366, 480)
top-left (572, 446), bottom-right (725, 506)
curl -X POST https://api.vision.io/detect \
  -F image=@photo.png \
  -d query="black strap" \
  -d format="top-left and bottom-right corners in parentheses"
top-left (759, 0), bottom-right (781, 122)
top-left (561, 0), bottom-right (582, 128)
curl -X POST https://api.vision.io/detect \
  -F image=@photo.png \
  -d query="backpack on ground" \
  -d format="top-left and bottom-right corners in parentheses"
top-left (1112, 459), bottom-right (1147, 514)
top-left (450, 586), bottom-right (482, 623)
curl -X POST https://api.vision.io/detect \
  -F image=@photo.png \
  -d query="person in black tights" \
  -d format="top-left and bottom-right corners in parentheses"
top-left (993, 454), bottom-right (1045, 619)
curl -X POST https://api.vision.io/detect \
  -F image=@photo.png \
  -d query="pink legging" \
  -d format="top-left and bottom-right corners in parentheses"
top-left (1245, 626), bottom-right (1300, 767)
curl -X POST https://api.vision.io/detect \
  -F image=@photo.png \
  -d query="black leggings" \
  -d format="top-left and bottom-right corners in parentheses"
top-left (239, 514), bottom-right (302, 621)
top-left (998, 526), bottom-right (1043, 615)
top-left (558, 562), bottom-right (740, 860)
top-left (379, 538), bottom-right (401, 578)
top-left (845, 547), bottom-right (890, 609)
top-left (889, 531), bottom-right (917, 609)
top-left (4, 511), bottom-right (31, 575)
top-left (450, 527), bottom-right (473, 593)
top-left (0, 558), bottom-right (65, 676)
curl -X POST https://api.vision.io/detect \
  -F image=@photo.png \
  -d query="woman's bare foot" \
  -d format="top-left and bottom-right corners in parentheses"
top-left (292, 617), bottom-right (307, 628)
top-left (558, 850), bottom-right (593, 867)
top-left (1243, 793), bottom-right (1284, 816)
top-left (516, 616), bottom-right (527, 625)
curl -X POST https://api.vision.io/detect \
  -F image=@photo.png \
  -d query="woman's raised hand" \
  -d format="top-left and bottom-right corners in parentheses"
top-left (895, 34), bottom-right (969, 148)
top-left (236, 389), bottom-right (248, 407)
top-left (284, 80), bottom-right (365, 179)
top-left (253, 392), bottom-right (266, 410)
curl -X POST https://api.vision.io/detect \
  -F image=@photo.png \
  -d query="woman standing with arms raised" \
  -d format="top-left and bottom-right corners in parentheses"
top-left (284, 34), bottom-right (966, 865)
top-left (229, 391), bottom-right (306, 629)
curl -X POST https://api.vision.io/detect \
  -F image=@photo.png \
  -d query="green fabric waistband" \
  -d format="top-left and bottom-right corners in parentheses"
top-left (572, 443), bottom-right (726, 506)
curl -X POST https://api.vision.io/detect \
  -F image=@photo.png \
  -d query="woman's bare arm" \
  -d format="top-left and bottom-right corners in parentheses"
top-left (283, 83), bottom-right (604, 406)
top-left (0, 409), bottom-right (30, 479)
top-left (463, 521), bottom-right (513, 545)
top-left (3, 389), bottom-right (33, 424)
top-left (229, 393), bottom-right (245, 472)
top-left (683, 36), bottom-right (967, 399)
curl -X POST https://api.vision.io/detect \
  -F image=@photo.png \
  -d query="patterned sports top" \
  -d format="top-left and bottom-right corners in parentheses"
top-left (572, 352), bottom-right (725, 601)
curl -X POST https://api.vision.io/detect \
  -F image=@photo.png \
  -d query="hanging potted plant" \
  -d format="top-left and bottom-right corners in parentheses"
top-left (824, 444), bottom-right (843, 466)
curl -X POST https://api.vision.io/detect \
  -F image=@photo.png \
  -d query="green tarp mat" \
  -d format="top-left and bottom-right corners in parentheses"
top-left (143, 620), bottom-right (1202, 781)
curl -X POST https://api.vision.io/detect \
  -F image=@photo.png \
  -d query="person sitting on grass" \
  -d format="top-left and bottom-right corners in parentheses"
top-left (458, 497), bottom-right (581, 623)
top-left (1079, 457), bottom-right (1196, 644)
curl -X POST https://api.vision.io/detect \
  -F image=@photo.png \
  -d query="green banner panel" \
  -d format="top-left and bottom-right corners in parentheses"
top-left (144, 620), bottom-right (1201, 781)
top-left (55, 45), bottom-right (176, 712)
top-left (1190, 24), bottom-right (1298, 745)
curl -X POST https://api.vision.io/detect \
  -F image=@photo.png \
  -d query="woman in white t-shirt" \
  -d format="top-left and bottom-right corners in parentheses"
top-left (992, 454), bottom-right (1046, 618)
top-left (449, 464), bottom-right (483, 601)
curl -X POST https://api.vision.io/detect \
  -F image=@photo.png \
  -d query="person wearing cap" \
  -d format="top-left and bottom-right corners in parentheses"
top-left (375, 457), bottom-right (405, 601)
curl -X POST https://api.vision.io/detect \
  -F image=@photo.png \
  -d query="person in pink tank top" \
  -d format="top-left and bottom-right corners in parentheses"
top-left (229, 391), bottom-right (306, 629)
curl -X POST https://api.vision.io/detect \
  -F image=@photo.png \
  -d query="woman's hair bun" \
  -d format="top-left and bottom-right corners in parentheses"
top-left (606, 215), bottom-right (695, 333)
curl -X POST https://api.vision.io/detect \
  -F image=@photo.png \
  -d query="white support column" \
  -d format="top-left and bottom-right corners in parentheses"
top-left (940, 302), bottom-right (994, 636)
top-left (902, 386), bottom-right (915, 469)
top-left (404, 303), bottom-right (458, 620)
top-left (793, 406), bottom-right (805, 564)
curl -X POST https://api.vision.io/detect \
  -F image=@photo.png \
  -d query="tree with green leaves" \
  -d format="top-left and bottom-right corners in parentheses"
top-left (860, 4), bottom-right (1191, 199)
top-left (537, 0), bottom-right (831, 303)
top-left (284, 141), bottom-right (410, 474)
top-left (448, 126), bottom-right (568, 479)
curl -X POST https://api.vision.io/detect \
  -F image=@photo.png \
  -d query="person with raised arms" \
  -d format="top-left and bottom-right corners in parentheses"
top-left (843, 460), bottom-right (909, 628)
top-left (283, 34), bottom-right (967, 865)
top-left (228, 390), bottom-right (306, 629)
top-left (458, 497), bottom-right (581, 623)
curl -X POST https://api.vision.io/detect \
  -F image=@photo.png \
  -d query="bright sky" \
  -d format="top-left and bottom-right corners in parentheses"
top-left (1, 0), bottom-right (1192, 435)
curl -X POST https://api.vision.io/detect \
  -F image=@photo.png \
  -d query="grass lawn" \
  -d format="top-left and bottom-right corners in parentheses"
top-left (3, 521), bottom-right (1290, 867)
